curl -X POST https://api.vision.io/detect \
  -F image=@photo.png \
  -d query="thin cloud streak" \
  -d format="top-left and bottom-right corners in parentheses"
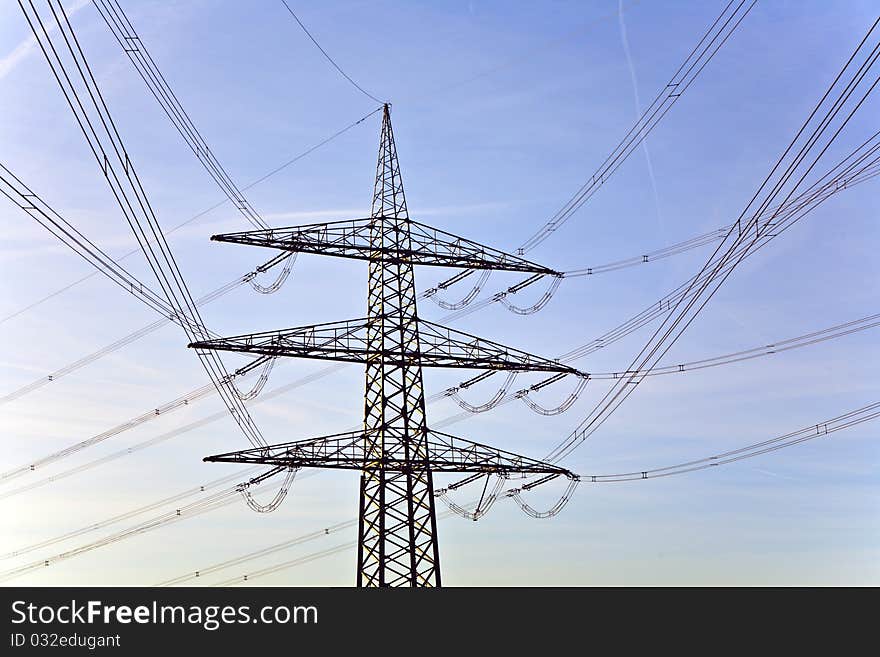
top-left (0, 0), bottom-right (91, 82)
top-left (618, 0), bottom-right (665, 233)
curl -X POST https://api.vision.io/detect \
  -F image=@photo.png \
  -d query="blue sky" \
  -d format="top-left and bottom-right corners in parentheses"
top-left (1, 0), bottom-right (878, 586)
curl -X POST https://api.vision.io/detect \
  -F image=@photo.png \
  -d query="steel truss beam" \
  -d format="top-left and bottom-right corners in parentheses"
top-left (204, 428), bottom-right (577, 477)
top-left (209, 216), bottom-right (559, 275)
top-left (198, 104), bottom-right (575, 587)
top-left (189, 316), bottom-right (579, 373)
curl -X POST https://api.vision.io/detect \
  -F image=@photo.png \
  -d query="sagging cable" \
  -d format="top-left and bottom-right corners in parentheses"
top-left (238, 466), bottom-right (298, 514)
top-left (517, 373), bottom-right (590, 416)
top-left (449, 371), bottom-right (518, 413)
top-left (249, 253), bottom-right (297, 294)
top-left (497, 274), bottom-right (563, 315)
top-left (232, 357), bottom-right (276, 401)
top-left (426, 269), bottom-right (491, 311)
top-left (505, 474), bottom-right (580, 519)
top-left (436, 473), bottom-right (507, 521)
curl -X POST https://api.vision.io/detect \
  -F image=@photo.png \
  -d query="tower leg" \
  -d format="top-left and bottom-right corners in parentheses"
top-left (358, 466), bottom-right (439, 587)
top-left (357, 104), bottom-right (441, 587)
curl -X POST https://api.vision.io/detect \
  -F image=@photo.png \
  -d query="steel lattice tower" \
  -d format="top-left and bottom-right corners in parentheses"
top-left (192, 105), bottom-right (579, 587)
top-left (360, 111), bottom-right (438, 585)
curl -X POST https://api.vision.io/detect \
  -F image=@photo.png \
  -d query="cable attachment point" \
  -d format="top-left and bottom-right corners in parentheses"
top-left (249, 253), bottom-right (297, 294)
top-left (231, 357), bottom-right (276, 401)
top-left (517, 372), bottom-right (590, 416)
top-left (498, 274), bottom-right (563, 315)
top-left (436, 473), bottom-right (508, 521)
top-left (428, 269), bottom-right (491, 310)
top-left (505, 472), bottom-right (580, 519)
top-left (450, 371), bottom-right (518, 413)
top-left (237, 465), bottom-right (298, 514)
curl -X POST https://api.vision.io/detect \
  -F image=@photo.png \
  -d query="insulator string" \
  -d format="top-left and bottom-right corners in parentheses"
top-left (545, 21), bottom-right (880, 465)
top-left (517, 375), bottom-right (590, 416)
top-left (0, 108), bottom-right (379, 327)
top-left (249, 254), bottom-right (296, 294)
top-left (436, 475), bottom-right (507, 521)
top-left (448, 372), bottom-right (518, 414)
top-left (432, 0), bottom-right (755, 305)
top-left (505, 476), bottom-right (580, 519)
top-left (6, 400), bottom-right (877, 583)
top-left (238, 467), bottom-right (298, 513)
top-left (426, 269), bottom-right (490, 310)
top-left (232, 357), bottom-right (276, 401)
top-left (497, 275), bottom-right (563, 315)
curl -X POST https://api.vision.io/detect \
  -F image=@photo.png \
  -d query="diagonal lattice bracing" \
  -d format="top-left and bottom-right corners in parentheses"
top-left (209, 218), bottom-right (558, 275)
top-left (197, 104), bottom-right (577, 587)
top-left (189, 316), bottom-right (580, 373)
top-left (205, 428), bottom-right (577, 477)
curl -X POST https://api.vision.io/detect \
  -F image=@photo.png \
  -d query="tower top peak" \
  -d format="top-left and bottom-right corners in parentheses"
top-left (372, 103), bottom-right (407, 219)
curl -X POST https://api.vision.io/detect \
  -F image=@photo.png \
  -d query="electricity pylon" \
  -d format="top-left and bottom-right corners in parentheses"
top-left (191, 105), bottom-right (578, 587)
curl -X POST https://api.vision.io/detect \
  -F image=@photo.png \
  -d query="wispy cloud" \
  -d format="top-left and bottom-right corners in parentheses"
top-left (177, 200), bottom-right (518, 238)
top-left (264, 200), bottom-right (515, 222)
top-left (750, 467), bottom-right (802, 482)
top-left (618, 0), bottom-right (665, 233)
top-left (261, 208), bottom-right (366, 223)
top-left (0, 0), bottom-right (91, 82)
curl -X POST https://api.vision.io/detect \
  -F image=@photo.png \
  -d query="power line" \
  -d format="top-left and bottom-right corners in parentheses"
top-left (4, 130), bottom-right (874, 507)
top-left (0, 363), bottom-right (344, 499)
top-left (579, 401), bottom-right (880, 482)
top-left (0, 472), bottom-right (279, 582)
top-left (0, 157), bottom-right (291, 346)
top-left (5, 141), bottom-right (876, 489)
top-left (0, 204), bottom-right (771, 409)
top-left (562, 225), bottom-right (731, 277)
top-left (0, 467), bottom-right (260, 560)
top-left (22, 0), bottom-right (268, 446)
top-left (4, 0), bottom-right (739, 339)
top-left (441, 134), bottom-right (880, 400)
top-left (154, 399), bottom-right (880, 586)
top-left (428, 0), bottom-right (756, 314)
top-left (0, 108), bottom-right (378, 327)
top-left (441, 311), bottom-right (880, 423)
top-left (1, 161), bottom-right (188, 324)
top-left (14, 4), bottom-right (374, 452)
top-left (279, 0), bottom-right (384, 104)
top-left (519, 0), bottom-right (757, 253)
top-left (156, 519), bottom-right (357, 586)
top-left (190, 105), bottom-right (580, 587)
top-left (0, 161), bottom-right (296, 409)
top-left (5, 0), bottom-right (744, 334)
top-left (544, 18), bottom-right (880, 465)
top-left (7, 2), bottom-right (877, 586)
top-left (5, 375), bottom-right (875, 583)
top-left (5, 302), bottom-right (875, 510)
top-left (0, 252), bottom-right (278, 407)
top-left (93, 0), bottom-right (299, 286)
top-left (92, 0), bottom-right (270, 230)
top-left (3, 214), bottom-right (718, 407)
top-left (212, 542), bottom-right (354, 587)
top-left (0, 214), bottom-right (714, 408)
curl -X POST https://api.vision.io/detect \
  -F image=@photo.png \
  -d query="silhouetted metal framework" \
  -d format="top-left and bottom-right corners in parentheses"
top-left (211, 217), bottom-right (558, 273)
top-left (193, 105), bottom-right (577, 587)
top-left (192, 317), bottom-right (575, 372)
